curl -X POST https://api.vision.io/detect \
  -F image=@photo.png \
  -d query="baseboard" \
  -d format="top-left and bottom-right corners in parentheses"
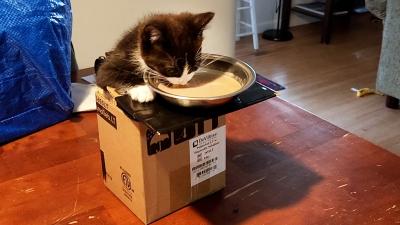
top-left (238, 13), bottom-right (319, 37)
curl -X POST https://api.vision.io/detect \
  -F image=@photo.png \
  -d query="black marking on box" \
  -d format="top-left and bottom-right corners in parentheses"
top-left (197, 121), bottom-right (204, 135)
top-left (146, 129), bottom-right (172, 155)
top-left (212, 117), bottom-right (219, 129)
top-left (100, 150), bottom-right (107, 181)
top-left (174, 124), bottom-right (196, 145)
top-left (96, 102), bottom-right (117, 129)
top-left (146, 121), bottom-right (210, 155)
top-left (120, 166), bottom-right (133, 201)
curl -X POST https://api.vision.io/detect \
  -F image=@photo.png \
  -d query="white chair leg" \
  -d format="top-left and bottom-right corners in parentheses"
top-left (235, 0), bottom-right (241, 41)
top-left (236, 0), bottom-right (259, 50)
top-left (249, 0), bottom-right (259, 50)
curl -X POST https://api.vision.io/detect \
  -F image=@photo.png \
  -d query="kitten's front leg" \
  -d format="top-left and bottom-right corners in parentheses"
top-left (127, 85), bottom-right (155, 103)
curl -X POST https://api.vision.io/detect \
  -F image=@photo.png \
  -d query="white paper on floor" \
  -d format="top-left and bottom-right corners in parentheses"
top-left (81, 74), bottom-right (96, 84)
top-left (71, 83), bottom-right (97, 112)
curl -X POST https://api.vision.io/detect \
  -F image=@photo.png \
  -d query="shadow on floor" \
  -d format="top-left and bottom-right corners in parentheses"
top-left (69, 113), bottom-right (84, 123)
top-left (192, 138), bottom-right (323, 224)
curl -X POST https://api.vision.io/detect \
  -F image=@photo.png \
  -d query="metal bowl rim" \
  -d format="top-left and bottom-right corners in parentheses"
top-left (146, 54), bottom-right (256, 101)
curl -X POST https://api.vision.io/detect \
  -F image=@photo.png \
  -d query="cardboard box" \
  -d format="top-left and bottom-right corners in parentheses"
top-left (96, 89), bottom-right (226, 224)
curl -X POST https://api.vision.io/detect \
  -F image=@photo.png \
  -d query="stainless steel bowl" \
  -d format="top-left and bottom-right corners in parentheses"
top-left (146, 54), bottom-right (256, 107)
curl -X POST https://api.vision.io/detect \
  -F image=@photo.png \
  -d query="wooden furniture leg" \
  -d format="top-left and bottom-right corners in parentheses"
top-left (321, 0), bottom-right (334, 44)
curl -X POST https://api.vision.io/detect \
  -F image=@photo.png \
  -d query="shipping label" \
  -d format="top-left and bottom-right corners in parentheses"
top-left (189, 126), bottom-right (226, 186)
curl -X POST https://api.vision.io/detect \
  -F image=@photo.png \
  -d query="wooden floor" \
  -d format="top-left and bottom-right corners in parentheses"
top-left (235, 14), bottom-right (400, 156)
top-left (1, 98), bottom-right (400, 224)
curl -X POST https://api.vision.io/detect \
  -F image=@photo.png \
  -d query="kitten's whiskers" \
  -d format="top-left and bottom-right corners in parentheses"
top-left (198, 53), bottom-right (221, 68)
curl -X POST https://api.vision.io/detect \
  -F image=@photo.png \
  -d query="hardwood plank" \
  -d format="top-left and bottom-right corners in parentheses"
top-left (0, 113), bottom-right (98, 183)
top-left (236, 14), bottom-right (400, 155)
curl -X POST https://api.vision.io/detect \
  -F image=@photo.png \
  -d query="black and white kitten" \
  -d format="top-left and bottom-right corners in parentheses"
top-left (96, 12), bottom-right (215, 102)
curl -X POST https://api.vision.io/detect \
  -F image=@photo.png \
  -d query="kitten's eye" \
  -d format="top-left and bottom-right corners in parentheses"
top-left (167, 68), bottom-right (177, 74)
top-left (176, 58), bottom-right (185, 68)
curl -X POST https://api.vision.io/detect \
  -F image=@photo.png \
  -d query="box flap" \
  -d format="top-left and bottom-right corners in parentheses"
top-left (115, 80), bottom-right (275, 133)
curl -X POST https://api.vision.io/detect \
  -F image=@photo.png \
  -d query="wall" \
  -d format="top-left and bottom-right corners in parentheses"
top-left (71, 0), bottom-right (235, 69)
top-left (71, 0), bottom-right (317, 69)
top-left (239, 0), bottom-right (318, 34)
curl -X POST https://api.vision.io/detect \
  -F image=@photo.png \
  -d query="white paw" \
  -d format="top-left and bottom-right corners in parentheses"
top-left (127, 85), bottom-right (155, 103)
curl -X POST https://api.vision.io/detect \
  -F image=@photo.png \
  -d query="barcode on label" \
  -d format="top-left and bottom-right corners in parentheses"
top-left (196, 165), bottom-right (218, 177)
top-left (191, 157), bottom-right (218, 171)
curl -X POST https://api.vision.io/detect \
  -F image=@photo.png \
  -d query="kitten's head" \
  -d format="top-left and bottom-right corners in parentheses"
top-left (138, 12), bottom-right (214, 85)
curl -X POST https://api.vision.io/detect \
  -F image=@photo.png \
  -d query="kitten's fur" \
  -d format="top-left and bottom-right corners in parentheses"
top-left (96, 12), bottom-right (215, 102)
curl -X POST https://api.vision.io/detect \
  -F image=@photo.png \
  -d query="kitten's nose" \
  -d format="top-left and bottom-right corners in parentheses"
top-left (176, 58), bottom-right (185, 68)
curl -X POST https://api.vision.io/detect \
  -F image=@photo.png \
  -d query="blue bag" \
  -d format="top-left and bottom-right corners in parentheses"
top-left (0, 0), bottom-right (73, 143)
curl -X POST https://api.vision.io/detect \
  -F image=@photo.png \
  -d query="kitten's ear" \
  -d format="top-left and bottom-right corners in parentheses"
top-left (193, 12), bottom-right (215, 29)
top-left (143, 25), bottom-right (161, 44)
